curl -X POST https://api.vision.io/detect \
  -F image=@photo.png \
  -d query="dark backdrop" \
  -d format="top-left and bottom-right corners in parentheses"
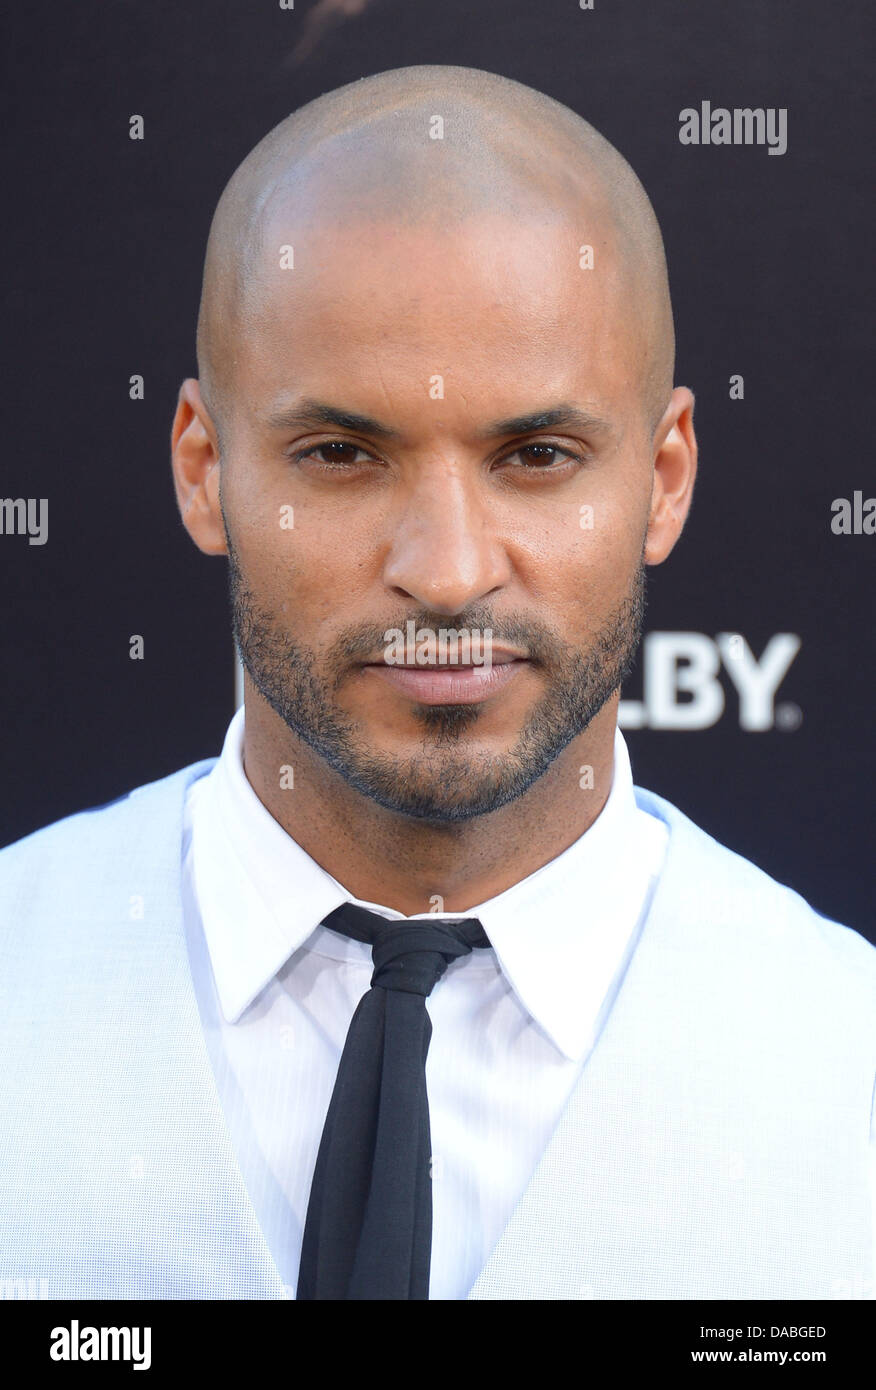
top-left (1, 0), bottom-right (873, 940)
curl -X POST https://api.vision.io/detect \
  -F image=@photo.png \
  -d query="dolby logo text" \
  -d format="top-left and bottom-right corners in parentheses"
top-left (619, 632), bottom-right (801, 731)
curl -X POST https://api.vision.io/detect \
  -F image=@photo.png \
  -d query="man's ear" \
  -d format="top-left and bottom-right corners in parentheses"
top-left (170, 379), bottom-right (227, 556)
top-left (644, 386), bottom-right (698, 566)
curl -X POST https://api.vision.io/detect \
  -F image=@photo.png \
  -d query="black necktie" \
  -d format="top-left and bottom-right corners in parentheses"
top-left (296, 901), bottom-right (490, 1300)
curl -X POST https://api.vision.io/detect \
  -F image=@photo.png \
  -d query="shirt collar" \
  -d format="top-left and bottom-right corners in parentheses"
top-left (188, 706), bottom-right (667, 1060)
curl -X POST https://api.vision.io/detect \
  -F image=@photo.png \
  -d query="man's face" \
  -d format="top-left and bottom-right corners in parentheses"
top-left (217, 206), bottom-right (654, 822)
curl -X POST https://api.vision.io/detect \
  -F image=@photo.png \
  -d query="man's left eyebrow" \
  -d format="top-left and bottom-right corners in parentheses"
top-left (482, 406), bottom-right (613, 438)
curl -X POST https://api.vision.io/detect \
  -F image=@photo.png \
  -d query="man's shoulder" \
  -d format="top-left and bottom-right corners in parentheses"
top-left (634, 784), bottom-right (876, 984)
top-left (0, 758), bottom-right (216, 913)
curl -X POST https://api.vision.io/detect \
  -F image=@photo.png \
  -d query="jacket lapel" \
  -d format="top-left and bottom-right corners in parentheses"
top-left (467, 791), bottom-right (678, 1300)
top-left (163, 761), bottom-right (290, 1298)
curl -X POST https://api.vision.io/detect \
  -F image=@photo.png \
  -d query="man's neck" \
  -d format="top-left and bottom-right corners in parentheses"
top-left (241, 694), bottom-right (619, 916)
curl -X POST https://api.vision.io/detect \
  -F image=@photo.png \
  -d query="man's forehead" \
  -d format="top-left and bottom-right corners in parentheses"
top-left (236, 208), bottom-right (639, 433)
top-left (247, 202), bottom-right (631, 339)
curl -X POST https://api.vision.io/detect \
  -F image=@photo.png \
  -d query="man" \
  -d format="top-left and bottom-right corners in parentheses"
top-left (0, 65), bottom-right (873, 1302)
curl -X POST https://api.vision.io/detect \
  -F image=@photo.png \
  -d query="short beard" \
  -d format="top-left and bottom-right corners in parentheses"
top-left (227, 538), bottom-right (646, 824)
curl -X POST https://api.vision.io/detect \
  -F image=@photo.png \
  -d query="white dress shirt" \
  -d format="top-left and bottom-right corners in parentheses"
top-left (181, 708), bottom-right (668, 1298)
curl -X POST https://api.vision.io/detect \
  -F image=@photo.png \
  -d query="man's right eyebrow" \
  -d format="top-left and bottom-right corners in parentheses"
top-left (264, 401), bottom-right (403, 440)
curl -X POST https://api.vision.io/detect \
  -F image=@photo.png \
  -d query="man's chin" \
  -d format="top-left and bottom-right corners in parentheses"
top-left (341, 777), bottom-right (529, 825)
top-left (346, 696), bottom-right (513, 745)
top-left (321, 744), bottom-right (550, 824)
top-left (353, 721), bottom-right (514, 761)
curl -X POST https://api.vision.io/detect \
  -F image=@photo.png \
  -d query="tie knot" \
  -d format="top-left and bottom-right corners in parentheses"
top-left (322, 903), bottom-right (490, 998)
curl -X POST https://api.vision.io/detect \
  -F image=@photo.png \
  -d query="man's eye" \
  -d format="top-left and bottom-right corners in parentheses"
top-left (506, 443), bottom-right (580, 470)
top-left (294, 441), bottom-right (373, 467)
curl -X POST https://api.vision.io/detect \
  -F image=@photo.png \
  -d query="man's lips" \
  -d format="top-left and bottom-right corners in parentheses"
top-left (360, 656), bottom-right (530, 705)
top-left (359, 645), bottom-right (528, 667)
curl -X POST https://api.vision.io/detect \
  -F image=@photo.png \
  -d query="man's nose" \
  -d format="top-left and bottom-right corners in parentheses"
top-left (381, 468), bottom-right (512, 615)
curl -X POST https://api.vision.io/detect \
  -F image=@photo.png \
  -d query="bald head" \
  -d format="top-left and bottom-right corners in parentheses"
top-left (196, 64), bottom-right (674, 438)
